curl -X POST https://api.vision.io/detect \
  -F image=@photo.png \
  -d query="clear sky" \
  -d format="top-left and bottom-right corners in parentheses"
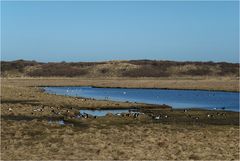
top-left (1, 1), bottom-right (239, 63)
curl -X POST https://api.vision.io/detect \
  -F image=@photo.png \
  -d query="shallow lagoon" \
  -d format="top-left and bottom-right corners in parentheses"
top-left (44, 86), bottom-right (239, 112)
top-left (80, 109), bottom-right (137, 116)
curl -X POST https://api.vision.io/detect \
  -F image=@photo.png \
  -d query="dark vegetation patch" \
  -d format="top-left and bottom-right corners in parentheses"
top-left (122, 65), bottom-right (170, 77)
top-left (1, 59), bottom-right (39, 73)
top-left (125, 60), bottom-right (239, 77)
top-left (218, 63), bottom-right (239, 76)
top-left (180, 67), bottom-right (212, 76)
top-left (1, 114), bottom-right (63, 122)
top-left (27, 63), bottom-right (89, 77)
top-left (1, 99), bottom-right (40, 105)
top-left (127, 60), bottom-right (216, 66)
top-left (99, 68), bottom-right (109, 74)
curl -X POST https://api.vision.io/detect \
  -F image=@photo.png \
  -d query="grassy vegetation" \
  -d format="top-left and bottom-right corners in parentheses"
top-left (1, 78), bottom-right (239, 160)
top-left (1, 59), bottom-right (239, 77)
top-left (2, 77), bottom-right (239, 92)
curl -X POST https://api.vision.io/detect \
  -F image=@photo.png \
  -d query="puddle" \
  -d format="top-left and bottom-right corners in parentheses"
top-left (48, 120), bottom-right (65, 125)
top-left (80, 108), bottom-right (139, 117)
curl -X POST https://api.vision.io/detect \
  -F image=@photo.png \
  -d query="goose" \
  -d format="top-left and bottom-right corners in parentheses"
top-left (155, 116), bottom-right (160, 120)
top-left (207, 114), bottom-right (213, 118)
top-left (83, 113), bottom-right (88, 118)
top-left (133, 113), bottom-right (139, 118)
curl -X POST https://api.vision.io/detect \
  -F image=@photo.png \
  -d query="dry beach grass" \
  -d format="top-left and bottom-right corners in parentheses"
top-left (1, 77), bottom-right (239, 160)
top-left (2, 76), bottom-right (239, 92)
top-left (1, 119), bottom-right (239, 160)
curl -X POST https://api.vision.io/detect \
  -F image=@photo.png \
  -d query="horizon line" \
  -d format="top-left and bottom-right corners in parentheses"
top-left (1, 58), bottom-right (239, 64)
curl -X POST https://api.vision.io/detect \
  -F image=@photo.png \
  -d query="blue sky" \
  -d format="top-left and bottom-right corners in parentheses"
top-left (1, 1), bottom-right (239, 62)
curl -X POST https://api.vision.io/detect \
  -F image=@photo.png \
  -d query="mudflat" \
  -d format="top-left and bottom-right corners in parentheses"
top-left (1, 77), bottom-right (239, 160)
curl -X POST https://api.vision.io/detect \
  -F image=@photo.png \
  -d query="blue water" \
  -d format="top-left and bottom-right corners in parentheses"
top-left (44, 86), bottom-right (240, 112)
top-left (80, 109), bottom-right (136, 116)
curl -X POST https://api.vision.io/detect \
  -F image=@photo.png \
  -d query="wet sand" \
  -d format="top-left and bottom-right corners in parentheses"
top-left (1, 78), bottom-right (239, 160)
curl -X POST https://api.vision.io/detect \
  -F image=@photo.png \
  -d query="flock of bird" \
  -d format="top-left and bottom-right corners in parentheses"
top-left (6, 105), bottom-right (227, 122)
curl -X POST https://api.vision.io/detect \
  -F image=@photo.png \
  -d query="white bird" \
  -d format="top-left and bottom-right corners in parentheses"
top-left (8, 108), bottom-right (12, 111)
top-left (155, 116), bottom-right (160, 120)
top-left (123, 92), bottom-right (127, 95)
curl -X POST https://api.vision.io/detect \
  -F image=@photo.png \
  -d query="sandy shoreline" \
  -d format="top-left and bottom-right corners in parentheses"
top-left (1, 77), bottom-right (239, 160)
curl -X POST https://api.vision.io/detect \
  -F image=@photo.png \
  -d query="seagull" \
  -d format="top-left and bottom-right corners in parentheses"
top-left (123, 92), bottom-right (127, 95)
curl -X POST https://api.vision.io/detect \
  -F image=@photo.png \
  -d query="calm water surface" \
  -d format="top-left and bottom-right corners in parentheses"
top-left (44, 86), bottom-right (239, 112)
top-left (79, 109), bottom-right (137, 116)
